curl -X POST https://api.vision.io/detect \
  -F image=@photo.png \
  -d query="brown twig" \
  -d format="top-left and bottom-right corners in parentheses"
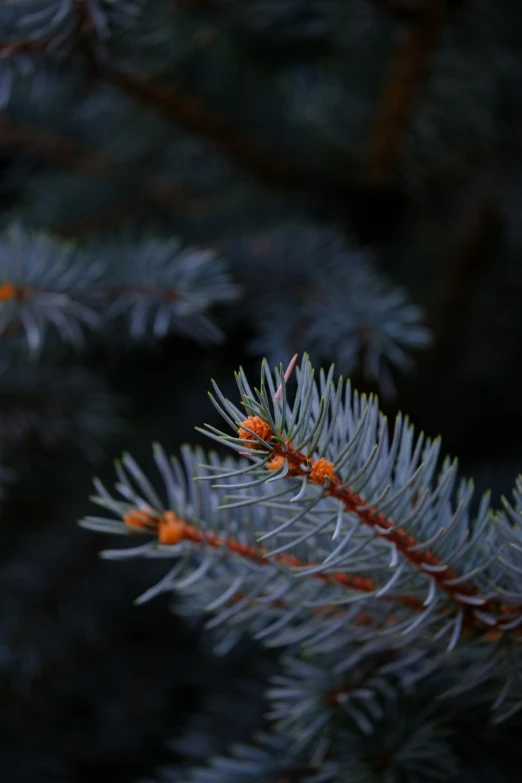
top-left (124, 507), bottom-right (378, 595)
top-left (0, 39), bottom-right (48, 55)
top-left (109, 73), bottom-right (323, 194)
top-left (367, 1), bottom-right (446, 183)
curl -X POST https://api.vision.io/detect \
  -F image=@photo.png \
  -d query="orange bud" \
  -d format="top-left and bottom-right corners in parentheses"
top-left (267, 455), bottom-right (285, 471)
top-left (158, 511), bottom-right (185, 546)
top-left (0, 282), bottom-right (17, 302)
top-left (310, 457), bottom-right (335, 484)
top-left (124, 506), bottom-right (157, 532)
top-left (238, 416), bottom-right (272, 448)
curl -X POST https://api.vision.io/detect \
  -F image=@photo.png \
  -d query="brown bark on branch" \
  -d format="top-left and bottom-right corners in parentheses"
top-left (367, 1), bottom-right (446, 183)
top-left (110, 73), bottom-right (322, 194)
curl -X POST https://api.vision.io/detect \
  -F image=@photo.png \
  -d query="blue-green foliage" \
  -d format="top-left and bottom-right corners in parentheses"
top-left (82, 356), bottom-right (522, 782)
top-left (0, 225), bottom-right (240, 352)
top-left (229, 223), bottom-right (430, 394)
top-left (2, 0), bottom-right (522, 780)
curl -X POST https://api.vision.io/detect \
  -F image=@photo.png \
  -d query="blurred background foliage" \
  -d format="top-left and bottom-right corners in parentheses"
top-left (1, 0), bottom-right (522, 780)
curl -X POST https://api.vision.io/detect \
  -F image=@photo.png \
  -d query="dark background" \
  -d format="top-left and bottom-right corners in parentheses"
top-left (1, 1), bottom-right (522, 780)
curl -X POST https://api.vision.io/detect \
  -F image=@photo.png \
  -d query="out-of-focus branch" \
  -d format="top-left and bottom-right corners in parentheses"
top-left (0, 112), bottom-right (200, 218)
top-left (109, 73), bottom-right (323, 194)
top-left (367, 0), bottom-right (446, 183)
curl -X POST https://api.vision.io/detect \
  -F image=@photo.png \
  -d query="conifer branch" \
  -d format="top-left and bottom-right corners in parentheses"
top-left (115, 503), bottom-right (393, 597)
top-left (202, 355), bottom-right (522, 642)
top-left (242, 432), bottom-right (485, 621)
top-left (82, 361), bottom-right (522, 746)
top-left (0, 227), bottom-right (239, 351)
top-left (81, 435), bottom-right (521, 647)
top-left (367, 0), bottom-right (446, 182)
top-left (234, 223), bottom-right (430, 395)
top-left (101, 493), bottom-right (519, 638)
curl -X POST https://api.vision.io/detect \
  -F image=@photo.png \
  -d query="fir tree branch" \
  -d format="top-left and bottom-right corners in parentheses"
top-left (82, 443), bottom-right (433, 659)
top-left (0, 227), bottom-right (238, 350)
top-left (115, 502), bottom-right (511, 641)
top-left (244, 431), bottom-right (517, 637)
top-left (117, 503), bottom-right (385, 595)
top-left (367, 0), bottom-right (446, 182)
top-left (238, 222), bottom-right (430, 395)
top-left (244, 434), bottom-right (481, 614)
top-left (202, 355), bottom-right (522, 641)
top-left (82, 438), bottom-right (520, 651)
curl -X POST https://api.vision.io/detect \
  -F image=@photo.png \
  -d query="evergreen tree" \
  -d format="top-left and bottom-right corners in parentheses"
top-left (1, 2), bottom-right (522, 781)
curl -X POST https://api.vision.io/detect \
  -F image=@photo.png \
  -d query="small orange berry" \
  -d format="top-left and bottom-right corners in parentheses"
top-left (238, 416), bottom-right (272, 448)
top-left (0, 282), bottom-right (17, 302)
top-left (267, 455), bottom-right (285, 471)
top-left (309, 457), bottom-right (336, 484)
top-left (158, 510), bottom-right (185, 546)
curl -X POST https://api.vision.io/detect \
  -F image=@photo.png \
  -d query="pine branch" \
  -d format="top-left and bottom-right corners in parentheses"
top-left (109, 500), bottom-right (383, 596)
top-left (82, 446), bottom-right (385, 634)
top-left (0, 226), bottom-right (101, 351)
top-left (236, 223), bottom-right (431, 396)
top-left (367, 0), bottom-right (446, 182)
top-left (0, 227), bottom-right (239, 351)
top-left (83, 442), bottom-right (440, 678)
top-left (81, 437), bottom-right (521, 651)
top-left (81, 361), bottom-right (522, 751)
top-left (81, 357), bottom-right (522, 658)
top-left (242, 430), bottom-right (480, 613)
top-left (95, 488), bottom-right (516, 642)
top-left (201, 355), bottom-right (522, 643)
